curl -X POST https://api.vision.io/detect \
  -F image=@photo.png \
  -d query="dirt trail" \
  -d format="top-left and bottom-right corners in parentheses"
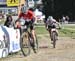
top-left (1, 35), bottom-right (75, 61)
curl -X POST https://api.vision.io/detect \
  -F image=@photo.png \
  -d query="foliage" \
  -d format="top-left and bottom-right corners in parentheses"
top-left (42, 0), bottom-right (75, 21)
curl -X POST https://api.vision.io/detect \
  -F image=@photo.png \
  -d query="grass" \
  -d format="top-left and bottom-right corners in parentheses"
top-left (36, 26), bottom-right (48, 35)
top-left (59, 29), bottom-right (73, 37)
top-left (59, 24), bottom-right (75, 37)
top-left (35, 25), bottom-right (75, 38)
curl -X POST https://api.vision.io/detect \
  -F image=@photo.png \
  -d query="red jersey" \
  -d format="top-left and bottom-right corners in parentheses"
top-left (19, 10), bottom-right (34, 20)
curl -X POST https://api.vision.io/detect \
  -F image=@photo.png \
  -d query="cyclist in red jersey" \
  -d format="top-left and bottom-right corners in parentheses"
top-left (19, 8), bottom-right (35, 20)
top-left (16, 7), bottom-right (36, 46)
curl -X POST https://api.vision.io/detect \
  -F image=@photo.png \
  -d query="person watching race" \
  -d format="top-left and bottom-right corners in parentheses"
top-left (4, 15), bottom-right (14, 27)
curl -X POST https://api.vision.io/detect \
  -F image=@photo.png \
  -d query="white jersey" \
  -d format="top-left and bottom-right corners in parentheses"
top-left (46, 18), bottom-right (57, 26)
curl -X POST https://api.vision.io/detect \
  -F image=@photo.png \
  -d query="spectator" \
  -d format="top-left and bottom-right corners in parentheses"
top-left (4, 15), bottom-right (14, 27)
top-left (65, 15), bottom-right (69, 23)
top-left (61, 15), bottom-right (66, 24)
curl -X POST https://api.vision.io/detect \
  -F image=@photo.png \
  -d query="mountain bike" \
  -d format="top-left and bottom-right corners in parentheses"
top-left (20, 24), bottom-right (38, 56)
top-left (48, 24), bottom-right (59, 48)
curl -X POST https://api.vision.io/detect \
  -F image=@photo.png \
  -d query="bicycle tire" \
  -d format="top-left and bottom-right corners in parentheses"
top-left (20, 31), bottom-right (31, 56)
top-left (51, 31), bottom-right (57, 48)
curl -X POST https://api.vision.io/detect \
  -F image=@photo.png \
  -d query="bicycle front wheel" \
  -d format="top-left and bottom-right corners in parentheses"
top-left (51, 31), bottom-right (57, 48)
top-left (20, 32), bottom-right (30, 56)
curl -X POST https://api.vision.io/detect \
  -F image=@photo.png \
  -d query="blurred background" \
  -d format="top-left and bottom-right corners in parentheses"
top-left (0, 0), bottom-right (75, 23)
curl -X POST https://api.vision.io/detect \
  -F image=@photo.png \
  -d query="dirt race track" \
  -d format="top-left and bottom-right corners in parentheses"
top-left (1, 34), bottom-right (75, 61)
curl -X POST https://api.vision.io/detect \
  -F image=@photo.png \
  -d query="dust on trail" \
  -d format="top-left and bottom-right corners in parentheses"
top-left (1, 35), bottom-right (75, 61)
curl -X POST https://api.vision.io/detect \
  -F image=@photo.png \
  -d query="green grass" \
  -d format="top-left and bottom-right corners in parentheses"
top-left (59, 24), bottom-right (75, 37)
top-left (36, 26), bottom-right (48, 35)
top-left (35, 25), bottom-right (75, 38)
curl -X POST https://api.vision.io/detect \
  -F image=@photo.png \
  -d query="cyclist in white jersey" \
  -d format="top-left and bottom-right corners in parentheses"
top-left (45, 16), bottom-right (61, 41)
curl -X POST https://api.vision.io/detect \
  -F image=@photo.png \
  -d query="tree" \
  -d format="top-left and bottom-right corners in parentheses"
top-left (42, 0), bottom-right (75, 21)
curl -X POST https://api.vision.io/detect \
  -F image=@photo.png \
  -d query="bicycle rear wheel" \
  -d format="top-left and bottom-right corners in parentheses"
top-left (51, 31), bottom-right (57, 48)
top-left (20, 32), bottom-right (30, 56)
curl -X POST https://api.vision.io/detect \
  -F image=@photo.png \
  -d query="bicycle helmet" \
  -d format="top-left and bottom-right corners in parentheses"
top-left (21, 4), bottom-right (28, 13)
top-left (48, 16), bottom-right (53, 19)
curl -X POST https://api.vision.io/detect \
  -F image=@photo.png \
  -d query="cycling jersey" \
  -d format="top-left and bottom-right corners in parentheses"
top-left (17, 9), bottom-right (35, 30)
top-left (46, 18), bottom-right (57, 26)
top-left (19, 10), bottom-right (34, 20)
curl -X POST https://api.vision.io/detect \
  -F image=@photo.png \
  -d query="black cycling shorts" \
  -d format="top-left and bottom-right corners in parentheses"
top-left (25, 20), bottom-right (34, 30)
top-left (48, 25), bottom-right (56, 29)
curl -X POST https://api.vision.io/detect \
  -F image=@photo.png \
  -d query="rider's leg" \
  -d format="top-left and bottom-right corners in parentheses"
top-left (48, 29), bottom-right (51, 37)
top-left (56, 29), bottom-right (58, 36)
top-left (29, 20), bottom-right (36, 41)
top-left (30, 24), bottom-right (37, 50)
top-left (55, 29), bottom-right (58, 40)
top-left (47, 26), bottom-right (52, 41)
top-left (30, 25), bottom-right (36, 42)
top-left (48, 27), bottom-right (53, 44)
top-left (48, 29), bottom-right (53, 40)
top-left (31, 29), bottom-right (36, 40)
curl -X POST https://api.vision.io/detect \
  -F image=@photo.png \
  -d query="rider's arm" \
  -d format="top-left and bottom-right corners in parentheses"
top-left (18, 13), bottom-right (24, 19)
top-left (45, 19), bottom-right (49, 30)
top-left (55, 21), bottom-right (61, 29)
top-left (17, 13), bottom-right (24, 23)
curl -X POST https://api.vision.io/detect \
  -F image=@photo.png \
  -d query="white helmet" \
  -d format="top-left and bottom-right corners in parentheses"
top-left (48, 16), bottom-right (53, 20)
top-left (21, 4), bottom-right (28, 13)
